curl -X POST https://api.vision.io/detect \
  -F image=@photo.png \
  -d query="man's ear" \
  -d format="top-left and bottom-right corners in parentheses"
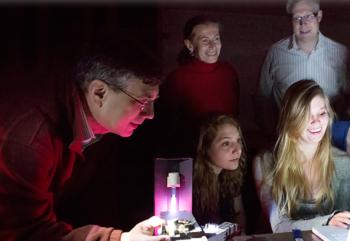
top-left (317, 10), bottom-right (323, 23)
top-left (87, 79), bottom-right (108, 107)
top-left (184, 39), bottom-right (194, 54)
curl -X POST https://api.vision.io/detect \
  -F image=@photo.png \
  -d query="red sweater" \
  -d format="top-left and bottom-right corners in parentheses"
top-left (165, 58), bottom-right (239, 117)
top-left (0, 88), bottom-right (122, 241)
top-left (159, 58), bottom-right (239, 156)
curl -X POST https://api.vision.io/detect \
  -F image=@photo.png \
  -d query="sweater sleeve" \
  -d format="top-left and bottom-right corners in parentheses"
top-left (63, 225), bottom-right (122, 241)
top-left (269, 203), bottom-right (330, 233)
top-left (0, 133), bottom-right (75, 241)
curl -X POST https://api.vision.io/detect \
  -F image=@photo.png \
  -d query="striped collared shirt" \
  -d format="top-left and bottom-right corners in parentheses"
top-left (69, 96), bottom-right (101, 154)
top-left (79, 104), bottom-right (101, 149)
top-left (259, 32), bottom-right (349, 109)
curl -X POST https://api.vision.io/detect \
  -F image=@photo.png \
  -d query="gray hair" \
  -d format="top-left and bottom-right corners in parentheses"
top-left (76, 55), bottom-right (161, 93)
top-left (286, 0), bottom-right (320, 14)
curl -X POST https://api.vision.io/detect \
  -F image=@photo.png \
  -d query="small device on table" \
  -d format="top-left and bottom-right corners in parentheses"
top-left (292, 229), bottom-right (304, 241)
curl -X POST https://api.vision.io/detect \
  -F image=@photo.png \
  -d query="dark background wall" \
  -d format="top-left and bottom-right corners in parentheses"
top-left (0, 4), bottom-right (159, 104)
top-left (0, 1), bottom-right (349, 234)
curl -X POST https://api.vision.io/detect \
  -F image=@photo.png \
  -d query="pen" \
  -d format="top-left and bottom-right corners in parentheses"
top-left (292, 229), bottom-right (304, 241)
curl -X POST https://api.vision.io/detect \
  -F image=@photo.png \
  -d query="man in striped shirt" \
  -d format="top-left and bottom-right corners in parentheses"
top-left (256, 0), bottom-right (349, 147)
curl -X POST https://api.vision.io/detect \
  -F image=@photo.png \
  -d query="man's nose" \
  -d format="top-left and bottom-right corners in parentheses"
top-left (142, 104), bottom-right (154, 119)
top-left (299, 18), bottom-right (307, 25)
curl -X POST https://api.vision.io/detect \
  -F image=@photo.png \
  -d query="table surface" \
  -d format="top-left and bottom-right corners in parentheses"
top-left (233, 230), bottom-right (323, 241)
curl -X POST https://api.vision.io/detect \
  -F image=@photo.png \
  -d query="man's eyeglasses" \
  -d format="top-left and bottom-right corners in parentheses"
top-left (116, 87), bottom-right (156, 112)
top-left (292, 12), bottom-right (318, 24)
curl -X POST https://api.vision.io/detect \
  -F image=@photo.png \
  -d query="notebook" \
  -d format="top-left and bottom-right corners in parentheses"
top-left (312, 225), bottom-right (350, 241)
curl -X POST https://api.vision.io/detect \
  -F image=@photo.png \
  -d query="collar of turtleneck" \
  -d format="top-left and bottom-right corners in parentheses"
top-left (188, 58), bottom-right (219, 73)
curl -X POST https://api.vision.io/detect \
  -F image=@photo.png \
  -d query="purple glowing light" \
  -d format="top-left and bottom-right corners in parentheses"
top-left (154, 158), bottom-right (193, 216)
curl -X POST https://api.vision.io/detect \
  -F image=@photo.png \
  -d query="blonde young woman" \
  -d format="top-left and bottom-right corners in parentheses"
top-left (254, 80), bottom-right (350, 233)
top-left (193, 115), bottom-right (246, 229)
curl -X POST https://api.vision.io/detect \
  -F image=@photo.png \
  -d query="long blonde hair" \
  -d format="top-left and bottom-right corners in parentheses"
top-left (271, 80), bottom-right (334, 218)
top-left (193, 114), bottom-right (246, 221)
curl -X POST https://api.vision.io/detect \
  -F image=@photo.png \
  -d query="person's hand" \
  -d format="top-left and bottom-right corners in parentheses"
top-left (328, 211), bottom-right (350, 228)
top-left (119, 216), bottom-right (170, 241)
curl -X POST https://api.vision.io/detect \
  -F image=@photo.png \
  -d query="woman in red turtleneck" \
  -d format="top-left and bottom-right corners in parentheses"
top-left (159, 15), bottom-right (240, 157)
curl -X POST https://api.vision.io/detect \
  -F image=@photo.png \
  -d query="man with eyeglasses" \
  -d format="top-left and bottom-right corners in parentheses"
top-left (0, 43), bottom-right (169, 241)
top-left (255, 0), bottom-right (349, 145)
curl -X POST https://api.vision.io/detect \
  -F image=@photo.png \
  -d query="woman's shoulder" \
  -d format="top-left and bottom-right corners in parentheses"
top-left (253, 150), bottom-right (274, 183)
top-left (332, 147), bottom-right (350, 176)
